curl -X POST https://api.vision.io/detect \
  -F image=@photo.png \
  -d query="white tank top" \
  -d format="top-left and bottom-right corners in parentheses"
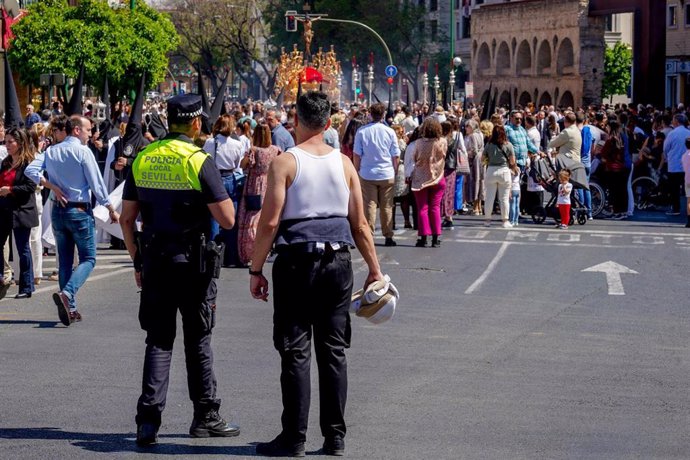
top-left (281, 147), bottom-right (350, 220)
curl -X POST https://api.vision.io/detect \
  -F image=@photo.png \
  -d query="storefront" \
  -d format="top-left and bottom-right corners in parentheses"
top-left (666, 59), bottom-right (690, 108)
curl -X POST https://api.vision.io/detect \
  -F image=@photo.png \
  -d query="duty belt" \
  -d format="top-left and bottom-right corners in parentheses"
top-left (275, 242), bottom-right (350, 255)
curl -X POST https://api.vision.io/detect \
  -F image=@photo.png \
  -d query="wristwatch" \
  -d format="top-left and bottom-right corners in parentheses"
top-left (249, 268), bottom-right (263, 276)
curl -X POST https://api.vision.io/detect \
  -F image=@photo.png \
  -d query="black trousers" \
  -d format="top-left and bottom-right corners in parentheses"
top-left (668, 172), bottom-right (685, 213)
top-left (272, 248), bottom-right (353, 444)
top-left (135, 257), bottom-right (220, 427)
top-left (605, 169), bottom-right (629, 214)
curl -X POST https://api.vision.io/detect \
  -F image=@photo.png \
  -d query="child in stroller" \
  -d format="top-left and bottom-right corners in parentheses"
top-left (528, 152), bottom-right (590, 226)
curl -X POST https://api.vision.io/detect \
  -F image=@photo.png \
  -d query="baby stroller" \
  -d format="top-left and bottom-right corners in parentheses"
top-left (529, 153), bottom-right (589, 226)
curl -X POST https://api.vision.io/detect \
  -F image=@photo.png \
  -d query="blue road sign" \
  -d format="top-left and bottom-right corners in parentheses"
top-left (385, 65), bottom-right (398, 78)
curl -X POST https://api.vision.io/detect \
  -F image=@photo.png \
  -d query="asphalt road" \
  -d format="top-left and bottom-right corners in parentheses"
top-left (0, 211), bottom-right (688, 459)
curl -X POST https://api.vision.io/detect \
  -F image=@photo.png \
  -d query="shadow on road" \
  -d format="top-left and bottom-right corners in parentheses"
top-left (0, 427), bottom-right (259, 456)
top-left (0, 320), bottom-right (60, 328)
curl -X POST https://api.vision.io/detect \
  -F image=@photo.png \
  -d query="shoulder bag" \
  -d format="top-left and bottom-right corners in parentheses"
top-left (456, 134), bottom-right (471, 176)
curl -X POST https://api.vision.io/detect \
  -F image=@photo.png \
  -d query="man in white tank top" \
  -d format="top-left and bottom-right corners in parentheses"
top-left (249, 91), bottom-right (384, 457)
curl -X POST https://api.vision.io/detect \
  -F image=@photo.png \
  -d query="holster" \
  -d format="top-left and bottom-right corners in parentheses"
top-left (200, 235), bottom-right (224, 279)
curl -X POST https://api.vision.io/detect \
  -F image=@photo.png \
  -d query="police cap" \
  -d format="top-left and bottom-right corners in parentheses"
top-left (167, 94), bottom-right (209, 124)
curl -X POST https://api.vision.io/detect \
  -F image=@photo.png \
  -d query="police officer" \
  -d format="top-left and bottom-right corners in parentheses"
top-left (120, 94), bottom-right (239, 446)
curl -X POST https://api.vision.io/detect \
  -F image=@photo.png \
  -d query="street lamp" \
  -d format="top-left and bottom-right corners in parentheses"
top-left (433, 74), bottom-right (440, 106)
top-left (422, 71), bottom-right (428, 105)
top-left (450, 56), bottom-right (462, 103)
top-left (367, 64), bottom-right (374, 107)
top-left (337, 71), bottom-right (343, 107)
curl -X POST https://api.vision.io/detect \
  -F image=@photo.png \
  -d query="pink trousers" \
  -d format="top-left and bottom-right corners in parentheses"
top-left (414, 176), bottom-right (446, 236)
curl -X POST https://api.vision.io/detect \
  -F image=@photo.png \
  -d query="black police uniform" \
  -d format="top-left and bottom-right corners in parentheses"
top-left (123, 96), bottom-right (236, 440)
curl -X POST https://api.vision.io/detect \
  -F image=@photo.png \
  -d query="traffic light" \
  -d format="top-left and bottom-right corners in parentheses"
top-left (387, 77), bottom-right (394, 85)
top-left (285, 11), bottom-right (297, 32)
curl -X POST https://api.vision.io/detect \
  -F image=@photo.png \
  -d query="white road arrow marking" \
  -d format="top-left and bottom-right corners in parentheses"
top-left (581, 261), bottom-right (638, 296)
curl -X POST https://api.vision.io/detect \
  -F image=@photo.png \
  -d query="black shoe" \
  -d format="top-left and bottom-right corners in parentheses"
top-left (415, 237), bottom-right (428, 248)
top-left (441, 220), bottom-right (454, 228)
top-left (431, 236), bottom-right (441, 248)
top-left (136, 423), bottom-right (159, 447)
top-left (189, 410), bottom-right (240, 438)
top-left (15, 292), bottom-right (32, 299)
top-left (384, 238), bottom-right (397, 247)
top-left (52, 292), bottom-right (72, 326)
top-left (255, 435), bottom-right (305, 457)
top-left (321, 436), bottom-right (345, 456)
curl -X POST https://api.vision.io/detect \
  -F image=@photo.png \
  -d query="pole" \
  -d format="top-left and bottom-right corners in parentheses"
top-left (450, 0), bottom-right (455, 68)
top-left (130, 0), bottom-right (136, 102)
top-left (450, 0), bottom-right (455, 104)
top-left (317, 18), bottom-right (394, 66)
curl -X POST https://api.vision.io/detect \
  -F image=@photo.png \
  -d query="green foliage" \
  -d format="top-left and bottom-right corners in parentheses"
top-left (8, 0), bottom-right (179, 96)
top-left (602, 42), bottom-right (632, 102)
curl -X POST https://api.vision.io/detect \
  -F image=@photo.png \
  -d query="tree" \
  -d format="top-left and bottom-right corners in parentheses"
top-left (8, 0), bottom-right (179, 98)
top-left (602, 42), bottom-right (632, 103)
top-left (168, 0), bottom-right (272, 97)
top-left (263, 0), bottom-right (441, 101)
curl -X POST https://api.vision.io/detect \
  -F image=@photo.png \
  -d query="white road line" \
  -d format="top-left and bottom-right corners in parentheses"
top-left (29, 268), bottom-right (133, 297)
top-left (380, 226), bottom-right (690, 238)
top-left (465, 242), bottom-right (511, 294)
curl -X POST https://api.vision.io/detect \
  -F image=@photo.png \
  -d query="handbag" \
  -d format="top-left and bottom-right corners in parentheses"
top-left (456, 147), bottom-right (471, 176)
top-left (245, 194), bottom-right (262, 211)
top-left (394, 161), bottom-right (409, 198)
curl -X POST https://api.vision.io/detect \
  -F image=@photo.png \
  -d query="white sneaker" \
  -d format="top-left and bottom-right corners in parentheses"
top-left (502, 221), bottom-right (513, 229)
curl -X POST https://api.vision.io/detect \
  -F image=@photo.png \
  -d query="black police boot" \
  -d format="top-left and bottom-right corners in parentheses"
top-left (431, 235), bottom-right (441, 248)
top-left (321, 436), bottom-right (345, 456)
top-left (255, 435), bottom-right (306, 458)
top-left (189, 409), bottom-right (240, 438)
top-left (136, 423), bottom-right (159, 447)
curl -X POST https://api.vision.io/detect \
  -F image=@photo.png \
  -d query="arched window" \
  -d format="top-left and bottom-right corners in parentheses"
top-left (537, 40), bottom-right (551, 75)
top-left (476, 42), bottom-right (491, 75)
top-left (557, 38), bottom-right (575, 75)
top-left (560, 91), bottom-right (574, 109)
top-left (538, 92), bottom-right (552, 107)
top-left (498, 90), bottom-right (511, 108)
top-left (496, 41), bottom-right (511, 76)
top-left (516, 40), bottom-right (531, 76)
top-left (519, 91), bottom-right (532, 106)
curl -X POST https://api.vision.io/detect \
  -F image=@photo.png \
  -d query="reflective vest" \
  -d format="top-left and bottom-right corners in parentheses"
top-left (131, 139), bottom-right (208, 191)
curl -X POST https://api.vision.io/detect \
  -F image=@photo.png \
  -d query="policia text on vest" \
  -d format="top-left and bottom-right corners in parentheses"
top-left (132, 139), bottom-right (208, 191)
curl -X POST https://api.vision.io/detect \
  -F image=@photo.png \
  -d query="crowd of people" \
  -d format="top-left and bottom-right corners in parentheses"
top-left (3, 94), bottom-right (689, 305)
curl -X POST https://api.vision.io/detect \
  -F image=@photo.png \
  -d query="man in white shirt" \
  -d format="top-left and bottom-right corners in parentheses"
top-left (525, 115), bottom-right (541, 150)
top-left (353, 103), bottom-right (401, 246)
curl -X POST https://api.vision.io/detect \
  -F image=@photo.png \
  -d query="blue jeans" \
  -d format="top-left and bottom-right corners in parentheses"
top-left (52, 206), bottom-right (96, 310)
top-left (454, 174), bottom-right (464, 210)
top-left (509, 190), bottom-right (520, 224)
top-left (0, 221), bottom-right (34, 294)
top-left (210, 173), bottom-right (244, 266)
top-left (576, 166), bottom-right (592, 217)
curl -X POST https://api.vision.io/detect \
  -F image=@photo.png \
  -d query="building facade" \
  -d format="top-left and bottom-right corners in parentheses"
top-left (665, 0), bottom-right (690, 107)
top-left (470, 0), bottom-right (606, 108)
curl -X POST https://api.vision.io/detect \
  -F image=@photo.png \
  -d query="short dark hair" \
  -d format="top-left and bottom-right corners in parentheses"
top-left (296, 91), bottom-right (331, 131)
top-left (564, 112), bottom-right (577, 125)
top-left (525, 115), bottom-right (536, 127)
top-left (370, 103), bottom-right (386, 121)
top-left (575, 111), bottom-right (585, 124)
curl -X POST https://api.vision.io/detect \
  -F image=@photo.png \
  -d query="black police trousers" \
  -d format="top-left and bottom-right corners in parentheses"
top-left (272, 247), bottom-right (353, 444)
top-left (135, 258), bottom-right (220, 427)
